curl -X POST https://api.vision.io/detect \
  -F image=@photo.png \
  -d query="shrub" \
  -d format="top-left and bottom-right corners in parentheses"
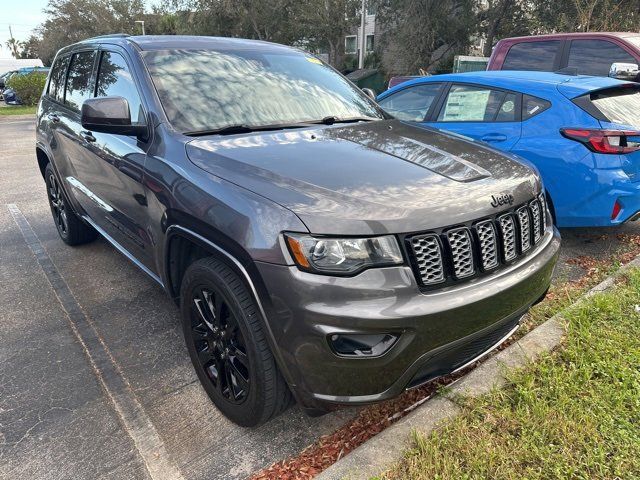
top-left (6, 72), bottom-right (47, 106)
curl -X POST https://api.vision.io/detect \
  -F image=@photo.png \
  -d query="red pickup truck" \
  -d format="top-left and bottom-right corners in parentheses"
top-left (487, 32), bottom-right (640, 77)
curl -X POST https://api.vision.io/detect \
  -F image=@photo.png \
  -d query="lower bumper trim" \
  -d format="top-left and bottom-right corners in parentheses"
top-left (406, 314), bottom-right (521, 389)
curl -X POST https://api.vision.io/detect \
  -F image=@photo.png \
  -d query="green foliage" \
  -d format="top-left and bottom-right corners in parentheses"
top-left (476, 0), bottom-right (533, 57)
top-left (533, 0), bottom-right (640, 33)
top-left (376, 0), bottom-right (476, 74)
top-left (364, 51), bottom-right (382, 69)
top-left (6, 72), bottom-right (47, 107)
top-left (383, 269), bottom-right (640, 480)
top-left (343, 54), bottom-right (359, 72)
top-left (25, 0), bottom-right (146, 65)
top-left (20, 0), bottom-right (640, 74)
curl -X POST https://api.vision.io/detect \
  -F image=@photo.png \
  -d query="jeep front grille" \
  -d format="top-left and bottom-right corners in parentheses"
top-left (410, 234), bottom-right (445, 285)
top-left (516, 207), bottom-right (531, 253)
top-left (447, 227), bottom-right (475, 279)
top-left (408, 197), bottom-right (548, 288)
top-left (498, 214), bottom-right (517, 261)
top-left (476, 220), bottom-right (499, 270)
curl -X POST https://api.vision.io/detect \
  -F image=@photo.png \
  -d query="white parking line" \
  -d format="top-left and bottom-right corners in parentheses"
top-left (7, 203), bottom-right (185, 480)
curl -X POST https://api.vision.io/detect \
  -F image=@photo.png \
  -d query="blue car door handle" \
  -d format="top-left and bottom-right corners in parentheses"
top-left (481, 133), bottom-right (508, 142)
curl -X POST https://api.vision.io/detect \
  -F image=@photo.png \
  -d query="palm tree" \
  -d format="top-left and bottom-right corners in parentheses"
top-left (6, 25), bottom-right (22, 59)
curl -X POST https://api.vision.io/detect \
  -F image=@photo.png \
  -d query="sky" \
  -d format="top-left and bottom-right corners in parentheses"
top-left (0, 0), bottom-right (161, 59)
top-left (0, 0), bottom-right (47, 58)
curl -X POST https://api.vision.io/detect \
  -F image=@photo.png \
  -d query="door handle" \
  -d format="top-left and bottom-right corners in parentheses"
top-left (49, 113), bottom-right (60, 123)
top-left (481, 133), bottom-right (508, 142)
top-left (80, 130), bottom-right (96, 143)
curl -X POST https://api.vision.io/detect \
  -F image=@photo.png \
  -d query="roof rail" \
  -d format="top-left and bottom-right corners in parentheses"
top-left (82, 33), bottom-right (131, 42)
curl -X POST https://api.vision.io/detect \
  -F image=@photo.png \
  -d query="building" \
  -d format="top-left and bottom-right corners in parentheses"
top-left (344, 5), bottom-right (377, 61)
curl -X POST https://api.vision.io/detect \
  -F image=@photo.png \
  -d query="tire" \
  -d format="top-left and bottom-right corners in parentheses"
top-left (180, 257), bottom-right (292, 427)
top-left (44, 163), bottom-right (97, 246)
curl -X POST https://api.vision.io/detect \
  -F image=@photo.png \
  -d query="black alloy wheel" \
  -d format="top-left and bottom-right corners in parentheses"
top-left (180, 257), bottom-right (292, 426)
top-left (190, 286), bottom-right (250, 404)
top-left (43, 163), bottom-right (97, 246)
top-left (46, 169), bottom-right (68, 238)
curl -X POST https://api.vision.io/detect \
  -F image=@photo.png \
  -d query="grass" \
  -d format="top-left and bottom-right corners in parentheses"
top-left (0, 104), bottom-right (36, 116)
top-left (380, 268), bottom-right (640, 480)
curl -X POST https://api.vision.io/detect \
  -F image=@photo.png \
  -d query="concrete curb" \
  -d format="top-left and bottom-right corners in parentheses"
top-left (316, 255), bottom-right (640, 480)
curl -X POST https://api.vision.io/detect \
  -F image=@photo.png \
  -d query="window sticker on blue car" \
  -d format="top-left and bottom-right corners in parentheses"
top-left (441, 88), bottom-right (491, 121)
top-left (502, 100), bottom-right (515, 113)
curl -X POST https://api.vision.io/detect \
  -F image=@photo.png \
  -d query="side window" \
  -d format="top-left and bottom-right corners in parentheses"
top-left (567, 40), bottom-right (636, 76)
top-left (495, 92), bottom-right (518, 122)
top-left (95, 51), bottom-right (144, 124)
top-left (47, 55), bottom-right (69, 102)
top-left (64, 51), bottom-right (96, 111)
top-left (378, 83), bottom-right (443, 122)
top-left (437, 84), bottom-right (511, 122)
top-left (502, 40), bottom-right (561, 71)
top-left (522, 94), bottom-right (551, 120)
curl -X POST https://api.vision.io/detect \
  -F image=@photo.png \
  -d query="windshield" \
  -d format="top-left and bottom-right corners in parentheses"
top-left (142, 48), bottom-right (383, 134)
top-left (591, 88), bottom-right (640, 127)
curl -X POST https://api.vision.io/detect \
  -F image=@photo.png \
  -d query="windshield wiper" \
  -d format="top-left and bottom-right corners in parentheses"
top-left (183, 122), bottom-right (310, 137)
top-left (310, 116), bottom-right (378, 125)
top-left (183, 117), bottom-right (379, 137)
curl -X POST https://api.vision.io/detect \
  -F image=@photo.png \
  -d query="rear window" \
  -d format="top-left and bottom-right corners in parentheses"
top-left (502, 40), bottom-right (561, 71)
top-left (64, 51), bottom-right (96, 111)
top-left (590, 88), bottom-right (640, 127)
top-left (48, 55), bottom-right (69, 102)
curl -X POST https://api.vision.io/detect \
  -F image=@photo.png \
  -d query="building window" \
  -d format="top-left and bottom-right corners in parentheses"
top-left (345, 36), bottom-right (357, 54)
top-left (366, 35), bottom-right (374, 52)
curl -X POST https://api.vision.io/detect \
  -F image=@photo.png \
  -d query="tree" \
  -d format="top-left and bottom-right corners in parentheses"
top-left (477, 0), bottom-right (532, 57)
top-left (296, 0), bottom-right (360, 67)
top-left (27, 0), bottom-right (146, 65)
top-left (376, 0), bottom-right (476, 74)
top-left (534, 0), bottom-right (640, 33)
top-left (160, 0), bottom-right (359, 67)
top-left (5, 36), bottom-right (22, 59)
top-left (19, 35), bottom-right (41, 59)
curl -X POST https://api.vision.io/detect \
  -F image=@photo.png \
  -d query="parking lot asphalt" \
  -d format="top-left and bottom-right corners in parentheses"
top-left (2, 116), bottom-right (639, 480)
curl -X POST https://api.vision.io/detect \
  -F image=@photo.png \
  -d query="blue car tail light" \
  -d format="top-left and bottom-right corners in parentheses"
top-left (560, 128), bottom-right (640, 154)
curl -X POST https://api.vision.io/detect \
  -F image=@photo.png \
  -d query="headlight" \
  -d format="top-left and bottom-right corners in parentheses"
top-left (284, 233), bottom-right (403, 275)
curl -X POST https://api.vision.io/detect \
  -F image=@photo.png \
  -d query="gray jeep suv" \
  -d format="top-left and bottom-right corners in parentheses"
top-left (36, 35), bottom-right (560, 427)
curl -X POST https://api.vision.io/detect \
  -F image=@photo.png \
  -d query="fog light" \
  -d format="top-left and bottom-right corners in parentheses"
top-left (328, 333), bottom-right (398, 357)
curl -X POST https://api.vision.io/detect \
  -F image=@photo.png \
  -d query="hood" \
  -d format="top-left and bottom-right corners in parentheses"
top-left (186, 120), bottom-right (541, 235)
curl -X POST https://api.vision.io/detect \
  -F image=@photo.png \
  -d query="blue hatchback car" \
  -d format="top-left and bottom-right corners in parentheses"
top-left (377, 71), bottom-right (640, 227)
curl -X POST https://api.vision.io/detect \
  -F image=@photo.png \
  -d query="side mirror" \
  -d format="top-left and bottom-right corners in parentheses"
top-left (362, 87), bottom-right (376, 100)
top-left (81, 96), bottom-right (147, 138)
top-left (609, 62), bottom-right (640, 81)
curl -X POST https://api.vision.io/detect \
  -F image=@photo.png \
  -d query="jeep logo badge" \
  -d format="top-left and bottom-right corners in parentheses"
top-left (491, 193), bottom-right (514, 208)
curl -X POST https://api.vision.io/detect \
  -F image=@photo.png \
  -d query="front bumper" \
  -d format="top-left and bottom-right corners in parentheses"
top-left (256, 227), bottom-right (560, 410)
